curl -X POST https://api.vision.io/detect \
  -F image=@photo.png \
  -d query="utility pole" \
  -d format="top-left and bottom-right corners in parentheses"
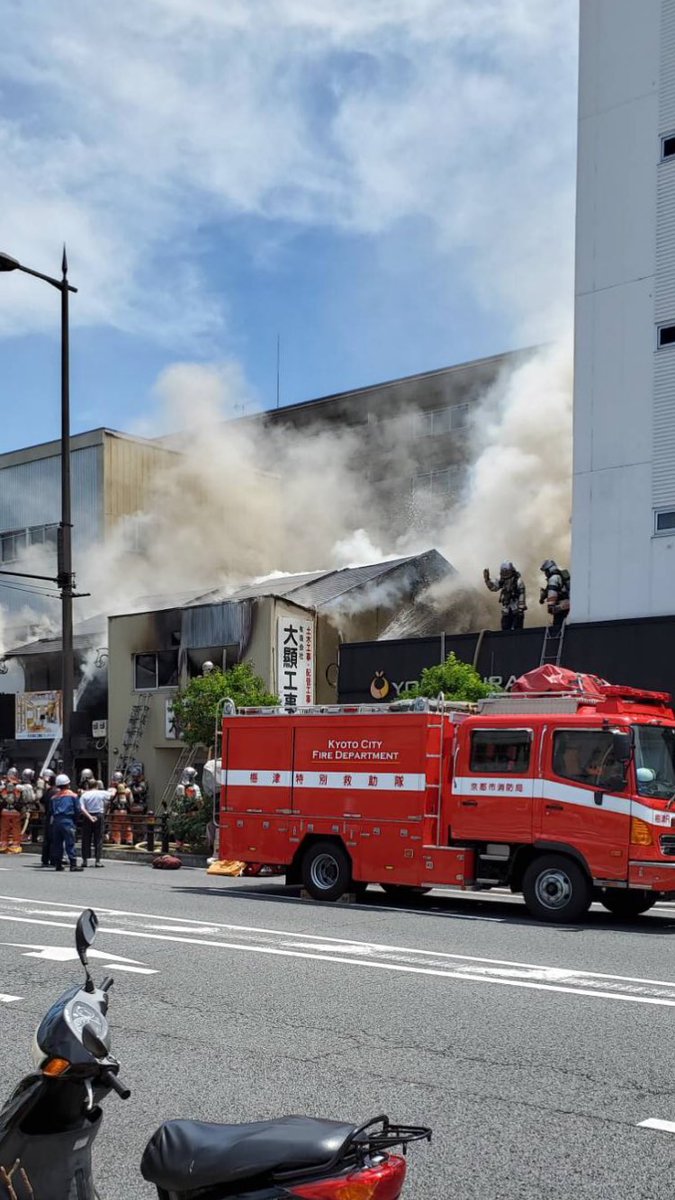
top-left (0, 247), bottom-right (77, 776)
top-left (59, 246), bottom-right (74, 777)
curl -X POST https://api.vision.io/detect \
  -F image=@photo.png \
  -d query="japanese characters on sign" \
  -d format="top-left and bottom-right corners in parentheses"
top-left (277, 615), bottom-right (315, 708)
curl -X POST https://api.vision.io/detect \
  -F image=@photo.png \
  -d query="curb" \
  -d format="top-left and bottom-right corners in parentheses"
top-left (17, 843), bottom-right (208, 870)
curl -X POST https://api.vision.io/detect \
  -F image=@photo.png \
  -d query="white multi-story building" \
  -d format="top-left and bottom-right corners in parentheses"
top-left (573, 0), bottom-right (675, 620)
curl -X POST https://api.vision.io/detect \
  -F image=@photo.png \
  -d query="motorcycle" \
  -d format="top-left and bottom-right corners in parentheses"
top-left (0, 909), bottom-right (430, 1200)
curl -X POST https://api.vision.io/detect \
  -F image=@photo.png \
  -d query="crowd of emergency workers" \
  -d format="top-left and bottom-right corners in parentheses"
top-left (0, 763), bottom-right (203, 873)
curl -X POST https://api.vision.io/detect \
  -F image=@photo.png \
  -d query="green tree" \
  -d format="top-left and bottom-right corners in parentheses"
top-left (400, 652), bottom-right (494, 703)
top-left (169, 663), bottom-right (278, 853)
top-left (171, 662), bottom-right (278, 750)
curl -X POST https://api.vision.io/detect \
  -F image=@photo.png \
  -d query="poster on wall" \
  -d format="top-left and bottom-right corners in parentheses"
top-left (15, 691), bottom-right (63, 740)
top-left (277, 616), bottom-right (315, 707)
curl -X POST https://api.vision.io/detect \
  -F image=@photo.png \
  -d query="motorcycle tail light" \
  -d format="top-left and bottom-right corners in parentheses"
top-left (42, 1057), bottom-right (70, 1076)
top-left (292, 1155), bottom-right (406, 1200)
top-left (630, 818), bottom-right (652, 846)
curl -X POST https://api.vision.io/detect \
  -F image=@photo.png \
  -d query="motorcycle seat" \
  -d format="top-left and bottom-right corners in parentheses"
top-left (141, 1115), bottom-right (358, 1191)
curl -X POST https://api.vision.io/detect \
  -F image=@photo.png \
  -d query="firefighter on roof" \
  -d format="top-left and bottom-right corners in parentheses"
top-left (539, 560), bottom-right (571, 628)
top-left (483, 562), bottom-right (527, 630)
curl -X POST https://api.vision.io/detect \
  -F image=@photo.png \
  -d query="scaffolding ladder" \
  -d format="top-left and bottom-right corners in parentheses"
top-left (539, 622), bottom-right (566, 668)
top-left (158, 743), bottom-right (200, 811)
top-left (114, 696), bottom-right (151, 778)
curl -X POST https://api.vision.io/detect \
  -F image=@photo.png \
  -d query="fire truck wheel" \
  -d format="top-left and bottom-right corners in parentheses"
top-left (302, 841), bottom-right (352, 901)
top-left (522, 854), bottom-right (592, 922)
top-left (600, 890), bottom-right (656, 919)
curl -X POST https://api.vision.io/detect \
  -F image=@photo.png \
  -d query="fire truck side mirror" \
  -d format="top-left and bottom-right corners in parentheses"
top-left (612, 730), bottom-right (632, 763)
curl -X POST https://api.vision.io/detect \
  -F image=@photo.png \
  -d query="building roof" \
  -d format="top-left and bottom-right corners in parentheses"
top-left (190, 552), bottom-right (452, 610)
top-left (109, 550), bottom-right (454, 622)
top-left (4, 613), bottom-right (107, 659)
top-left (230, 348), bottom-right (533, 425)
top-left (0, 427), bottom-right (177, 469)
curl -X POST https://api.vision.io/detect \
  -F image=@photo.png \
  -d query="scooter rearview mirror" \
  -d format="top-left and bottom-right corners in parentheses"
top-left (75, 909), bottom-right (99, 968)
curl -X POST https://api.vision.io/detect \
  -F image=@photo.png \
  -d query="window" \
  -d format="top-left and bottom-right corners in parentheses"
top-left (0, 523), bottom-right (58, 563)
top-left (412, 465), bottom-right (461, 497)
top-left (634, 725), bottom-right (675, 799)
top-left (655, 510), bottom-right (675, 535)
top-left (552, 730), bottom-right (626, 791)
top-left (416, 404), bottom-right (471, 438)
top-left (662, 133), bottom-right (675, 159)
top-left (658, 324), bottom-right (675, 348)
top-left (0, 530), bottom-right (26, 563)
top-left (134, 651), bottom-right (179, 690)
top-left (470, 729), bottom-right (531, 774)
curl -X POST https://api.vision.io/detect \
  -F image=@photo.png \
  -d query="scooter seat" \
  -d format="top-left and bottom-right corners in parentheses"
top-left (141, 1115), bottom-right (358, 1192)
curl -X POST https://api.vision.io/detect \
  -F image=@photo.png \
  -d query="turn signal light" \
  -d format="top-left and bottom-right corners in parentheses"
top-left (630, 818), bottom-right (653, 847)
top-left (42, 1057), bottom-right (70, 1077)
top-left (293, 1157), bottom-right (406, 1200)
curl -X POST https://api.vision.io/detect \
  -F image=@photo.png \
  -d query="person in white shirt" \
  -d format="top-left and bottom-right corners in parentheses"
top-left (80, 780), bottom-right (108, 868)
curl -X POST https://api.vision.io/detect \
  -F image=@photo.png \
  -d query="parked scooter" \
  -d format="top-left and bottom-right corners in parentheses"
top-left (0, 909), bottom-right (430, 1199)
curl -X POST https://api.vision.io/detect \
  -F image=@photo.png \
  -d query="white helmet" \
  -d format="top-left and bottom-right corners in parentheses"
top-left (500, 561), bottom-right (515, 574)
top-left (42, 769), bottom-right (56, 783)
top-left (55, 774), bottom-right (70, 787)
top-left (181, 766), bottom-right (198, 784)
top-left (80, 768), bottom-right (94, 783)
top-left (112, 771), bottom-right (124, 782)
top-left (21, 769), bottom-right (35, 781)
top-left (6, 768), bottom-right (18, 780)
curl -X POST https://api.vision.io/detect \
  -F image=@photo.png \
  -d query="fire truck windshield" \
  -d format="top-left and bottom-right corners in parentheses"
top-left (634, 726), bottom-right (675, 799)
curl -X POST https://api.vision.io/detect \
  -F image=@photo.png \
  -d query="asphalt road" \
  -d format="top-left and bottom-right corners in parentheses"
top-left (1, 858), bottom-right (675, 1199)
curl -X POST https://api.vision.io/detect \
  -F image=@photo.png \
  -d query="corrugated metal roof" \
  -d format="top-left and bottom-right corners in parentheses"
top-left (107, 551), bottom-right (454, 621)
top-left (191, 570), bottom-right (330, 605)
top-left (289, 557), bottom-right (418, 607)
top-left (5, 612), bottom-right (107, 658)
top-left (7, 633), bottom-right (100, 659)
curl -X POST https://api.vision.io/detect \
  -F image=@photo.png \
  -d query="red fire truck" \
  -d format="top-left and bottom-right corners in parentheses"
top-left (217, 668), bottom-right (675, 922)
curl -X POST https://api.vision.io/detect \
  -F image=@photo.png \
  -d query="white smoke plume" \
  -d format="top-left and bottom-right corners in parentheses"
top-left (426, 338), bottom-right (573, 628)
top-left (0, 337), bottom-right (573, 648)
top-left (62, 338), bottom-right (569, 637)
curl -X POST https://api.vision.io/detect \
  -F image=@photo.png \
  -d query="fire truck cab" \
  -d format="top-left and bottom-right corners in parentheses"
top-left (218, 670), bottom-right (675, 922)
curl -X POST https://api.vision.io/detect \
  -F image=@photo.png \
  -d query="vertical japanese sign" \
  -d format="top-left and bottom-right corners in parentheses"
top-left (277, 615), bottom-right (315, 707)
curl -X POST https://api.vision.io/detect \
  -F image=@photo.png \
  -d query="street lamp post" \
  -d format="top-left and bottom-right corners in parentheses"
top-left (0, 249), bottom-right (78, 776)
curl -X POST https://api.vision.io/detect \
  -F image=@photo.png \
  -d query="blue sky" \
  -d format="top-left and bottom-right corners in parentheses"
top-left (0, 1), bottom-right (579, 450)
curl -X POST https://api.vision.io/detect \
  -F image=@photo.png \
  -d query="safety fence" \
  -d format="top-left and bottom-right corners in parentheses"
top-left (0, 809), bottom-right (174, 855)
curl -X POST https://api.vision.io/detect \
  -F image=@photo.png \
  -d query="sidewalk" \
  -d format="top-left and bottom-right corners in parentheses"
top-left (16, 842), bottom-right (208, 869)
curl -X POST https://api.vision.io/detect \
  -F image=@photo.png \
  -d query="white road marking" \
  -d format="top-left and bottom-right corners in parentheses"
top-left (106, 964), bottom-right (157, 975)
top-left (0, 941), bottom-right (157, 973)
top-left (639, 1118), bottom-right (675, 1134)
top-left (0, 899), bottom-right (674, 1006)
top-left (0, 993), bottom-right (21, 1003)
top-left (1, 897), bottom-right (673, 986)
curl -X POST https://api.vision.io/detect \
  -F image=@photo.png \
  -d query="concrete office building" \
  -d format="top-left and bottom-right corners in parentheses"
top-left (233, 350), bottom-right (527, 544)
top-left (0, 428), bottom-right (177, 625)
top-left (573, 0), bottom-right (675, 620)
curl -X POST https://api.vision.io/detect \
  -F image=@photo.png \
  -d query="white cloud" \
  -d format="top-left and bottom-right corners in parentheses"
top-left (0, 0), bottom-right (578, 346)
